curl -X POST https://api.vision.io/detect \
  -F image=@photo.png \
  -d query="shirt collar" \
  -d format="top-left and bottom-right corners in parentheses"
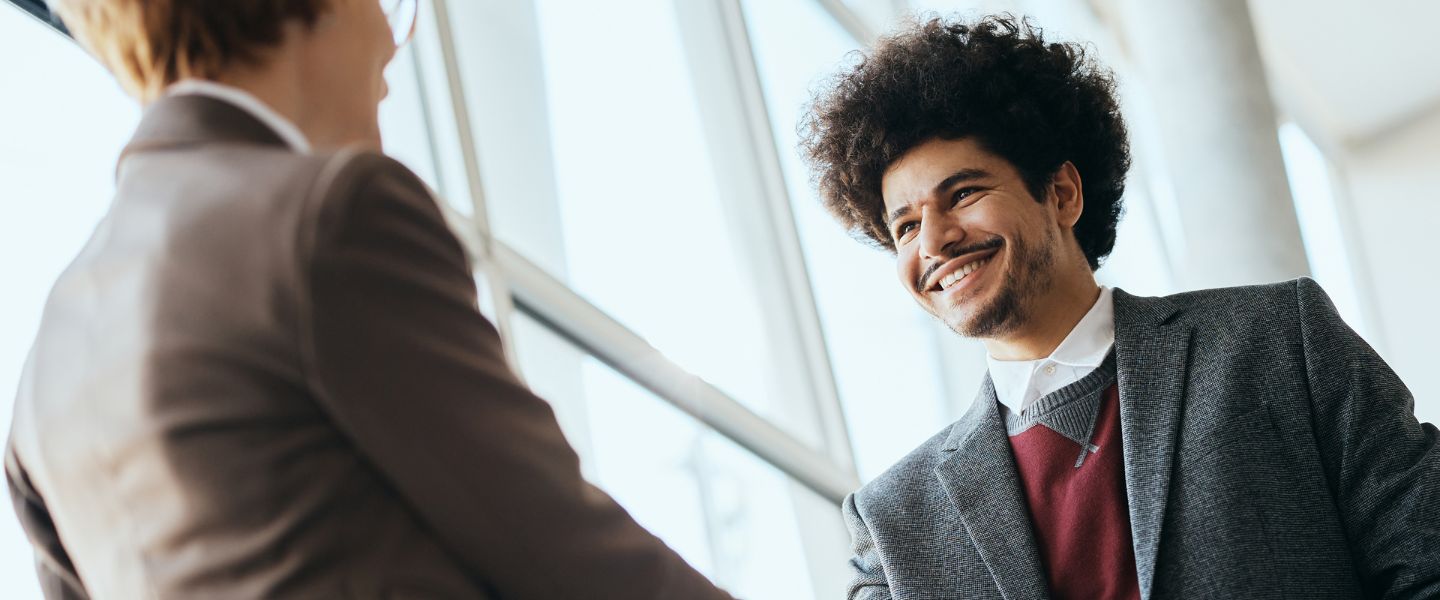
top-left (164, 79), bottom-right (312, 154)
top-left (985, 286), bottom-right (1115, 412)
top-left (1046, 286), bottom-right (1115, 369)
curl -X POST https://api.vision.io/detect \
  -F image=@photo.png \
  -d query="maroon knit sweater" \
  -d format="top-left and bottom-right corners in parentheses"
top-left (1004, 357), bottom-right (1139, 600)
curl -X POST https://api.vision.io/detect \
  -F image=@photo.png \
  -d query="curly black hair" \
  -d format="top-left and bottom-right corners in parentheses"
top-left (800, 14), bottom-right (1131, 270)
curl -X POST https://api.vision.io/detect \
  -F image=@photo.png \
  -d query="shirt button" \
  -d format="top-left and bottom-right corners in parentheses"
top-left (1043, 364), bottom-right (1057, 376)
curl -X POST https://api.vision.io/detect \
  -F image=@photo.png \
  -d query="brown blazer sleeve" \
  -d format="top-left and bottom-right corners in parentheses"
top-left (297, 151), bottom-right (734, 600)
top-left (5, 444), bottom-right (89, 600)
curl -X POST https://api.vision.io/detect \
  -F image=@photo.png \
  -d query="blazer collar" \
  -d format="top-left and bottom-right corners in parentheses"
top-left (934, 376), bottom-right (1050, 600)
top-left (117, 94), bottom-right (290, 177)
top-left (1112, 288), bottom-right (1193, 600)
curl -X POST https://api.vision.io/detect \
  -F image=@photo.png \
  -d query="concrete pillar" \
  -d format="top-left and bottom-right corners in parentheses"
top-left (1117, 0), bottom-right (1311, 288)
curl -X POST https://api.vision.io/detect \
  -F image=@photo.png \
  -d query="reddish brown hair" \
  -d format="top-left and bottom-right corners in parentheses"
top-left (54, 0), bottom-right (329, 100)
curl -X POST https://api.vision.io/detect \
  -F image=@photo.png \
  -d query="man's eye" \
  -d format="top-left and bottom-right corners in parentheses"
top-left (951, 187), bottom-right (980, 206)
top-left (896, 221), bottom-right (918, 239)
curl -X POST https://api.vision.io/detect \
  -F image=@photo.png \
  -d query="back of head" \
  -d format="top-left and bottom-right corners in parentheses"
top-left (52, 0), bottom-right (328, 101)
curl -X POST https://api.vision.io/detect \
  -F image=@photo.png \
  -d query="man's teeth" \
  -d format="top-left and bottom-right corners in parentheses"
top-left (939, 258), bottom-right (989, 290)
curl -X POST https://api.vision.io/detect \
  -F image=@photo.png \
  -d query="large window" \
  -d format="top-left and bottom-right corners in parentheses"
top-left (528, 0), bottom-right (782, 425)
top-left (439, 0), bottom-right (866, 594)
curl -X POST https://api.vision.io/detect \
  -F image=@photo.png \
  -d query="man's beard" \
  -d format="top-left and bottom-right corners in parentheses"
top-left (952, 229), bottom-right (1055, 339)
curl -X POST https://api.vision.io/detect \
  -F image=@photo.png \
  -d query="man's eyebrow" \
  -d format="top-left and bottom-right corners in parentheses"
top-left (884, 168), bottom-right (994, 226)
top-left (932, 168), bottom-right (993, 197)
top-left (886, 205), bottom-right (913, 227)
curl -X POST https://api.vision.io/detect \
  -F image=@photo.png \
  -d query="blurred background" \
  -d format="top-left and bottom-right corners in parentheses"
top-left (1, 0), bottom-right (1435, 597)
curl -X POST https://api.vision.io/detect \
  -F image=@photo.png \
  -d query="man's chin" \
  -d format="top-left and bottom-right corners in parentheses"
top-left (942, 293), bottom-right (1021, 339)
top-left (938, 282), bottom-right (993, 316)
top-left (939, 311), bottom-right (987, 339)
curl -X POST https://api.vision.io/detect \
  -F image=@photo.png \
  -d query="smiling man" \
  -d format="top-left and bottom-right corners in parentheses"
top-left (802, 15), bottom-right (1440, 600)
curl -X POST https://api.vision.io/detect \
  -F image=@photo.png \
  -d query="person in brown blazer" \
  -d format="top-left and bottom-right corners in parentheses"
top-left (5, 1), bottom-right (735, 598)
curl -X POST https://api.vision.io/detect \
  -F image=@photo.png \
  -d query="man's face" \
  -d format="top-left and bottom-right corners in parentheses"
top-left (881, 137), bottom-right (1061, 339)
top-left (298, 0), bottom-right (401, 146)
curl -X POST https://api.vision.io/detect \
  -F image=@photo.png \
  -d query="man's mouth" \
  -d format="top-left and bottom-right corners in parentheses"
top-left (935, 256), bottom-right (992, 291)
top-left (922, 244), bottom-right (1003, 293)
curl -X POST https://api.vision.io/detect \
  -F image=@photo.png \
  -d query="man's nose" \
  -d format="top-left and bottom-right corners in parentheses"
top-left (917, 207), bottom-right (960, 261)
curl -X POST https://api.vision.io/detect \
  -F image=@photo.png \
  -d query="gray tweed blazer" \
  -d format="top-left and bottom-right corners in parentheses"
top-left (843, 278), bottom-right (1440, 599)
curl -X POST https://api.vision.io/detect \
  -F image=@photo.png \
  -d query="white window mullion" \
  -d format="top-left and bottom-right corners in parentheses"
top-left (671, 1), bottom-right (864, 596)
top-left (429, 0), bottom-right (522, 366)
top-left (673, 0), bottom-right (859, 483)
top-left (424, 0), bottom-right (597, 468)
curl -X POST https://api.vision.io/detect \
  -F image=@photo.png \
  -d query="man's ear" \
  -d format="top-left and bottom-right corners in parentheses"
top-left (1051, 161), bottom-right (1084, 228)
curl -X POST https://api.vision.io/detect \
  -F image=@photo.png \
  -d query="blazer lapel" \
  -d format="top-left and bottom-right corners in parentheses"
top-left (934, 377), bottom-right (1050, 600)
top-left (1112, 289), bottom-right (1192, 600)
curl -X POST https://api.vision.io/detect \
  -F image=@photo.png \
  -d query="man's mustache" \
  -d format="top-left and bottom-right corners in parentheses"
top-left (916, 237), bottom-right (1005, 292)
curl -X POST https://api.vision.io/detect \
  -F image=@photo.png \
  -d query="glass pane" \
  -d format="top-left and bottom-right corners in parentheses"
top-left (509, 312), bottom-right (820, 599)
top-left (503, 0), bottom-right (785, 425)
top-left (379, 41), bottom-right (442, 190)
top-left (740, 0), bottom-right (961, 480)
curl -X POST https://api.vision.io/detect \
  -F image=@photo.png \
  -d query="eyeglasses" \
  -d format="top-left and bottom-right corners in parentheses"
top-left (380, 0), bottom-right (419, 46)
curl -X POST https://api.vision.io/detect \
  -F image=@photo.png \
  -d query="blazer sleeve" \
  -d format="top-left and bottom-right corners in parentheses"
top-left (1294, 277), bottom-right (1440, 599)
top-left (298, 152), bottom-right (734, 600)
top-left (842, 492), bottom-right (893, 600)
top-left (5, 443), bottom-right (90, 600)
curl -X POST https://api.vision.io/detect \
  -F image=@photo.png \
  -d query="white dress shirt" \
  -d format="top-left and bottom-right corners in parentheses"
top-left (165, 79), bottom-right (312, 154)
top-left (986, 287), bottom-right (1115, 414)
